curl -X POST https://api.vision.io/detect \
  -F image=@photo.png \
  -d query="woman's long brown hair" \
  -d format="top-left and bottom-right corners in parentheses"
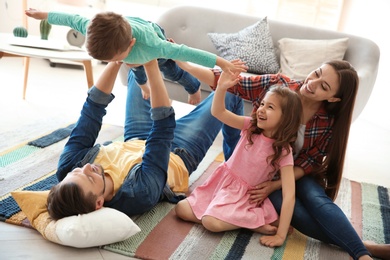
top-left (315, 60), bottom-right (359, 200)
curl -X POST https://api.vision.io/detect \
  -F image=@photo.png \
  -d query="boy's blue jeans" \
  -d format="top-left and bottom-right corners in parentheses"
top-left (269, 175), bottom-right (371, 259)
top-left (132, 58), bottom-right (201, 94)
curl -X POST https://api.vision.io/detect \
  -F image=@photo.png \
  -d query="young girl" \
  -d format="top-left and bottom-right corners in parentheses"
top-left (175, 71), bottom-right (302, 247)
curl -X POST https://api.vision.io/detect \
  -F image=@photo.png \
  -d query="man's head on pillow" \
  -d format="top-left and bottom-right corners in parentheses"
top-left (47, 163), bottom-right (106, 220)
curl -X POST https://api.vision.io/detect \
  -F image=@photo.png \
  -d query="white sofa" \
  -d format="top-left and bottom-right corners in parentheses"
top-left (120, 5), bottom-right (380, 121)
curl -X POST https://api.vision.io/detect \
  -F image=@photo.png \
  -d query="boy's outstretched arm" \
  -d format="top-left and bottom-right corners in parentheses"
top-left (25, 8), bottom-right (48, 20)
top-left (25, 8), bottom-right (89, 35)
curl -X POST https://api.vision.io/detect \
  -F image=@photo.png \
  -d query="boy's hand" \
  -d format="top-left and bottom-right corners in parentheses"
top-left (25, 8), bottom-right (48, 20)
top-left (217, 57), bottom-right (248, 74)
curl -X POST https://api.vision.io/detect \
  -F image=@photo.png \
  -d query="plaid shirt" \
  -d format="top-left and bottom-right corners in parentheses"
top-left (212, 69), bottom-right (334, 174)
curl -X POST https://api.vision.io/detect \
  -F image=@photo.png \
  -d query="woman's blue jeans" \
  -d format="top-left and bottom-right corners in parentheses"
top-left (124, 70), bottom-right (243, 174)
top-left (269, 175), bottom-right (370, 259)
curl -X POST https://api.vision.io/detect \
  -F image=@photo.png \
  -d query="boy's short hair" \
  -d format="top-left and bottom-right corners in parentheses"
top-left (87, 12), bottom-right (132, 61)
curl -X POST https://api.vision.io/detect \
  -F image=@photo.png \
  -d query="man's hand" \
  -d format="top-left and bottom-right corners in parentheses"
top-left (25, 8), bottom-right (48, 20)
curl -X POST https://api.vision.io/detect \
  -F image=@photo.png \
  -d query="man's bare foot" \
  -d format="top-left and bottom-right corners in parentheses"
top-left (188, 88), bottom-right (201, 105)
top-left (252, 224), bottom-right (277, 235)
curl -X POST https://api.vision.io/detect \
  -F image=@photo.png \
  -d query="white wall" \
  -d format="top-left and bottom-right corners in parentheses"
top-left (1, 0), bottom-right (388, 96)
top-left (0, 0), bottom-right (101, 39)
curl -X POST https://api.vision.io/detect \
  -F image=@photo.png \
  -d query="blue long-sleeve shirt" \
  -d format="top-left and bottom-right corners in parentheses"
top-left (48, 12), bottom-right (217, 67)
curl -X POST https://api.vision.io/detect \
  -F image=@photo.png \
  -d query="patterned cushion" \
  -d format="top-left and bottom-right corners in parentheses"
top-left (208, 18), bottom-right (279, 74)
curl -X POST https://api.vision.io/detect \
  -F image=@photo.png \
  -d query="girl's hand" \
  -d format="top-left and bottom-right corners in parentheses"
top-left (260, 234), bottom-right (285, 248)
top-left (25, 8), bottom-right (48, 20)
top-left (218, 70), bottom-right (240, 91)
top-left (248, 180), bottom-right (274, 206)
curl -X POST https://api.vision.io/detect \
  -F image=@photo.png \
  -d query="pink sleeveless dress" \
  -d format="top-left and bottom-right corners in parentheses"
top-left (187, 118), bottom-right (293, 229)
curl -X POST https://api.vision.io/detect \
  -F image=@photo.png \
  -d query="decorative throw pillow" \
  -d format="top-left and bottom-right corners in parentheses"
top-left (278, 37), bottom-right (349, 80)
top-left (11, 190), bottom-right (141, 248)
top-left (208, 17), bottom-right (279, 74)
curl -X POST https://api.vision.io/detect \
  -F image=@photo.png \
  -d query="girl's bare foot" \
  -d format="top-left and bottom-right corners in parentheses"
top-left (188, 88), bottom-right (201, 105)
top-left (252, 224), bottom-right (277, 235)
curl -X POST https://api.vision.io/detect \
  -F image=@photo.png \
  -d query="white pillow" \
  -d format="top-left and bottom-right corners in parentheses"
top-left (11, 190), bottom-right (141, 248)
top-left (52, 207), bottom-right (140, 248)
top-left (208, 17), bottom-right (279, 74)
top-left (278, 37), bottom-right (349, 80)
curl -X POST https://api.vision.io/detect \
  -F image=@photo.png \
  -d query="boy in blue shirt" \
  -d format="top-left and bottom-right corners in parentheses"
top-left (26, 9), bottom-right (242, 104)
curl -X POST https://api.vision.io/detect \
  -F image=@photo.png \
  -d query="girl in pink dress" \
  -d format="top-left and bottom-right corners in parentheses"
top-left (175, 70), bottom-right (302, 247)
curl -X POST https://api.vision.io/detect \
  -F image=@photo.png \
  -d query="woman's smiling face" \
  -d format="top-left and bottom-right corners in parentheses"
top-left (300, 64), bottom-right (341, 103)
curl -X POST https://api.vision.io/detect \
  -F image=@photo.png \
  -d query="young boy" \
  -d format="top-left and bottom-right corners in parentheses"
top-left (25, 9), bottom-right (243, 104)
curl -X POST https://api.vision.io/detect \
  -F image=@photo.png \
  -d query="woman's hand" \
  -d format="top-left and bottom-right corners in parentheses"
top-left (248, 180), bottom-right (276, 206)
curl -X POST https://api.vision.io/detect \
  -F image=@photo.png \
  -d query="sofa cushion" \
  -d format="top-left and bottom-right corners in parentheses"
top-left (11, 190), bottom-right (141, 248)
top-left (278, 37), bottom-right (349, 80)
top-left (208, 17), bottom-right (279, 74)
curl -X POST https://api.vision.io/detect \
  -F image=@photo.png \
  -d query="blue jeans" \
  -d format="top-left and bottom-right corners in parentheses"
top-left (269, 175), bottom-right (370, 259)
top-left (132, 58), bottom-right (201, 94)
top-left (124, 71), bottom-right (243, 173)
top-left (105, 71), bottom-right (243, 214)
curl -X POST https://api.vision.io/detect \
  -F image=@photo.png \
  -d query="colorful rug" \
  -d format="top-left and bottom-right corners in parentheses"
top-left (0, 123), bottom-right (124, 197)
top-left (1, 124), bottom-right (389, 259)
top-left (102, 157), bottom-right (390, 260)
top-left (0, 123), bottom-right (124, 220)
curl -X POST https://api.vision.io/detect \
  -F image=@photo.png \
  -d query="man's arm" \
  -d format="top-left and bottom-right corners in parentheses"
top-left (143, 60), bottom-right (171, 108)
top-left (56, 62), bottom-right (121, 180)
top-left (95, 62), bottom-right (122, 94)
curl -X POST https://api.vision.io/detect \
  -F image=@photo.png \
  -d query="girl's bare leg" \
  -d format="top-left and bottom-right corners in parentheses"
top-left (175, 199), bottom-right (201, 224)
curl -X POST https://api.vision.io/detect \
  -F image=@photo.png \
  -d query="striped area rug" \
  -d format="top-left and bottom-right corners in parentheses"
top-left (1, 124), bottom-right (388, 259)
top-left (0, 123), bottom-right (124, 219)
top-left (103, 155), bottom-right (389, 259)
